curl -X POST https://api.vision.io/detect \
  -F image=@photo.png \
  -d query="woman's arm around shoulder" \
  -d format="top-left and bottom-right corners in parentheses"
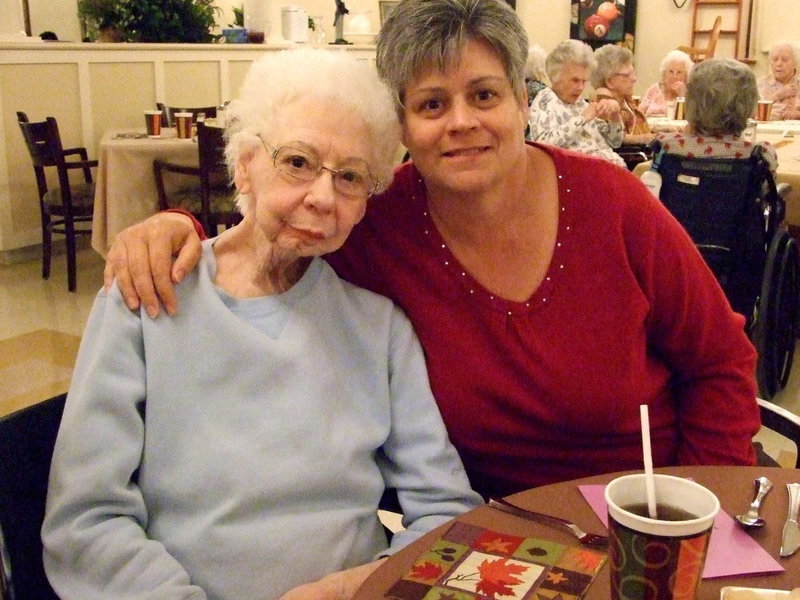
top-left (104, 211), bottom-right (204, 318)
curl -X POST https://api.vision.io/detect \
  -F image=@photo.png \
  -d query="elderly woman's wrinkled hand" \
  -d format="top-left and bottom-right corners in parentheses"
top-left (277, 559), bottom-right (386, 600)
top-left (103, 211), bottom-right (202, 318)
top-left (777, 84), bottom-right (798, 101)
top-left (595, 98), bottom-right (621, 122)
top-left (668, 80), bottom-right (686, 97)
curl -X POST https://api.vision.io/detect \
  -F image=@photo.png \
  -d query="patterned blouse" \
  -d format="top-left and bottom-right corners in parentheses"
top-left (758, 72), bottom-right (800, 121)
top-left (654, 131), bottom-right (778, 172)
top-left (639, 82), bottom-right (669, 117)
top-left (528, 87), bottom-right (625, 167)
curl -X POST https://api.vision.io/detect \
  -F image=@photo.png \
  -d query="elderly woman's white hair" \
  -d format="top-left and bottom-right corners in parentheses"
top-left (224, 48), bottom-right (401, 216)
top-left (769, 40), bottom-right (800, 68)
top-left (685, 58), bottom-right (758, 136)
top-left (525, 44), bottom-right (548, 83)
top-left (659, 49), bottom-right (693, 81)
top-left (546, 39), bottom-right (595, 84)
top-left (590, 44), bottom-right (633, 89)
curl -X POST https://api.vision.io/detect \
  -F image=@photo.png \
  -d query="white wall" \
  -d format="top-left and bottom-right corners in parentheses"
top-left (22, 0), bottom-right (800, 94)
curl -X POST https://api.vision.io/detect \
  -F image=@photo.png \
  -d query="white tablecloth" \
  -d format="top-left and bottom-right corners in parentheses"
top-left (91, 128), bottom-right (199, 257)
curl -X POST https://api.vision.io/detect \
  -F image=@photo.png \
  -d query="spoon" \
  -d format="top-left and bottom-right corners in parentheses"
top-left (735, 476), bottom-right (773, 528)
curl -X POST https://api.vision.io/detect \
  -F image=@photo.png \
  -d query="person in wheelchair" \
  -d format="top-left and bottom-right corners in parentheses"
top-left (654, 58), bottom-right (778, 172)
top-left (650, 59), bottom-right (798, 401)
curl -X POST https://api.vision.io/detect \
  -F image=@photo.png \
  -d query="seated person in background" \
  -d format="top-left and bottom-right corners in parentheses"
top-left (529, 39), bottom-right (626, 167)
top-left (758, 41), bottom-right (800, 121)
top-left (592, 44), bottom-right (655, 146)
top-left (639, 49), bottom-right (693, 117)
top-left (41, 48), bottom-right (483, 600)
top-left (525, 43), bottom-right (549, 107)
top-left (656, 58), bottom-right (778, 172)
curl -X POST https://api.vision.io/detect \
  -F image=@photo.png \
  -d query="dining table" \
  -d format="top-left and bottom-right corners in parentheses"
top-left (90, 126), bottom-right (200, 257)
top-left (353, 466), bottom-right (800, 599)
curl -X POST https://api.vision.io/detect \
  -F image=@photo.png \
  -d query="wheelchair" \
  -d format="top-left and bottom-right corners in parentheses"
top-left (650, 141), bottom-right (800, 399)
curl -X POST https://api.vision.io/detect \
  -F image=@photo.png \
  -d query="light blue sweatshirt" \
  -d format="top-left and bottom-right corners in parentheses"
top-left (43, 240), bottom-right (482, 600)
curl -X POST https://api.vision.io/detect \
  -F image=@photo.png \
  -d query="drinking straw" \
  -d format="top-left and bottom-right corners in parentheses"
top-left (639, 404), bottom-right (658, 519)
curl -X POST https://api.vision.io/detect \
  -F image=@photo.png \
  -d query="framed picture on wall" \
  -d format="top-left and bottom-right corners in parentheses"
top-left (379, 1), bottom-right (400, 26)
top-left (570, 0), bottom-right (637, 51)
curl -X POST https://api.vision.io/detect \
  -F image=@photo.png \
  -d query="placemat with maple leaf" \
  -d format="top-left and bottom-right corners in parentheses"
top-left (385, 522), bottom-right (606, 600)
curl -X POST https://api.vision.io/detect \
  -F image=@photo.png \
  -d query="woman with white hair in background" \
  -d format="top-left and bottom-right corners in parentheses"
top-left (524, 43), bottom-right (549, 106)
top-left (41, 48), bottom-right (482, 600)
top-left (592, 44), bottom-right (655, 146)
top-left (758, 40), bottom-right (800, 120)
top-left (529, 39), bottom-right (625, 166)
top-left (639, 49), bottom-right (693, 117)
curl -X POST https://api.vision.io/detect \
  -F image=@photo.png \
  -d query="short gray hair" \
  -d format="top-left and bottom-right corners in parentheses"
top-left (590, 44), bottom-right (633, 89)
top-left (769, 40), bottom-right (800, 68)
top-left (376, 0), bottom-right (529, 118)
top-left (684, 58), bottom-right (758, 136)
top-left (546, 40), bottom-right (595, 84)
top-left (659, 49), bottom-right (693, 81)
top-left (525, 44), bottom-right (548, 83)
top-left (223, 48), bottom-right (400, 215)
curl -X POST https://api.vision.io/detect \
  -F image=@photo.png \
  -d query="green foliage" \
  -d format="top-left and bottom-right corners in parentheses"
top-left (230, 5), bottom-right (244, 28)
top-left (78, 0), bottom-right (221, 43)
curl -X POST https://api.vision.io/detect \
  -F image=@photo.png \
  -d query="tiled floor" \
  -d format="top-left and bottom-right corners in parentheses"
top-left (1, 246), bottom-right (798, 465)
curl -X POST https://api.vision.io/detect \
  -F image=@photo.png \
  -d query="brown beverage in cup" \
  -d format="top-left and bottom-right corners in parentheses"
top-left (175, 112), bottom-right (193, 139)
top-left (675, 97), bottom-right (686, 120)
top-left (144, 110), bottom-right (162, 137)
top-left (757, 100), bottom-right (773, 121)
top-left (605, 474), bottom-right (719, 600)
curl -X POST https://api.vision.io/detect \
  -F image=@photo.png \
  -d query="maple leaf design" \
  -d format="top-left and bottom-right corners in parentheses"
top-left (475, 557), bottom-right (528, 598)
top-left (409, 560), bottom-right (444, 581)
top-left (546, 570), bottom-right (568, 584)
top-left (571, 549), bottom-right (604, 572)
top-left (479, 537), bottom-right (514, 554)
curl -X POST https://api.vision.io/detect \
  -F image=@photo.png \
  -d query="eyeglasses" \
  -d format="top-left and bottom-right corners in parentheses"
top-left (259, 139), bottom-right (380, 198)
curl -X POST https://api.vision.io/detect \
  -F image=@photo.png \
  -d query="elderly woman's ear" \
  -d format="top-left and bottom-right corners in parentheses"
top-left (234, 151), bottom-right (256, 195)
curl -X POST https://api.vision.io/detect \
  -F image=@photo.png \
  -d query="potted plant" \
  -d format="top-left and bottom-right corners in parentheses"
top-left (77, 0), bottom-right (128, 42)
top-left (126, 0), bottom-right (221, 43)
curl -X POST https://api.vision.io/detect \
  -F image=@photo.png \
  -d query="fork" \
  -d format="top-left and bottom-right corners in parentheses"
top-left (487, 497), bottom-right (609, 549)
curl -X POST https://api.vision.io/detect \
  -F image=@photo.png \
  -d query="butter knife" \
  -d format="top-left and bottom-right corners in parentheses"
top-left (780, 483), bottom-right (800, 558)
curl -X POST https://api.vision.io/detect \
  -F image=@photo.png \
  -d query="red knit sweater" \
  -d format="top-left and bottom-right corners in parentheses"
top-left (327, 143), bottom-right (758, 498)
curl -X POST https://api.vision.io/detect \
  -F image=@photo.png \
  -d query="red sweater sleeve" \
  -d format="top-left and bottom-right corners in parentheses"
top-left (164, 209), bottom-right (208, 240)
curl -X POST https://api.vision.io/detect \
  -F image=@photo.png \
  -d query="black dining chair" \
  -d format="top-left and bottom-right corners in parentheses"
top-left (16, 112), bottom-right (97, 292)
top-left (0, 393), bottom-right (66, 600)
top-left (153, 120), bottom-right (241, 236)
top-left (156, 103), bottom-right (217, 128)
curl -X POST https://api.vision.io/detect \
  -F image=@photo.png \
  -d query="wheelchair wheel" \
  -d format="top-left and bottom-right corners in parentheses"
top-left (754, 231), bottom-right (800, 398)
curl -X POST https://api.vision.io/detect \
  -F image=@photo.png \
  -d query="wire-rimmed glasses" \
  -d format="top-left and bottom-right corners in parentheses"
top-left (259, 138), bottom-right (380, 198)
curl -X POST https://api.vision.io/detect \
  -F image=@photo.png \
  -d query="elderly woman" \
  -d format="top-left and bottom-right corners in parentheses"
top-left (639, 49), bottom-right (693, 117)
top-left (592, 44), bottom-right (654, 145)
top-left (529, 39), bottom-right (625, 166)
top-left (758, 41), bottom-right (800, 121)
top-left (41, 48), bottom-right (482, 600)
top-left (656, 58), bottom-right (777, 172)
top-left (104, 0), bottom-right (759, 500)
top-left (525, 44), bottom-right (549, 106)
